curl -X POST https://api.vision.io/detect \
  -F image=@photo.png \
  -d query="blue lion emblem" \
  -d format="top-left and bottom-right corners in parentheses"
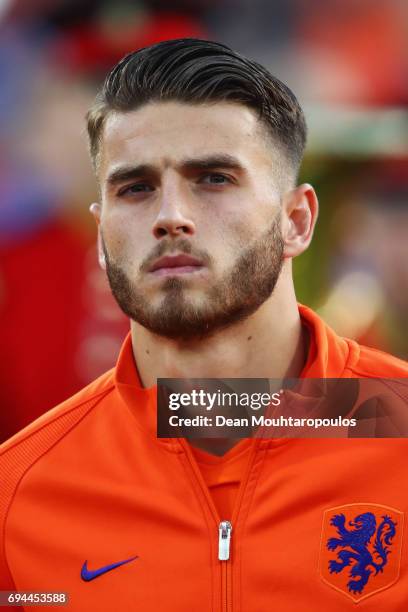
top-left (326, 512), bottom-right (397, 594)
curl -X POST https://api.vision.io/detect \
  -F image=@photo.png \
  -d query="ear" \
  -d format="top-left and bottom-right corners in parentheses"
top-left (281, 183), bottom-right (319, 259)
top-left (89, 203), bottom-right (106, 270)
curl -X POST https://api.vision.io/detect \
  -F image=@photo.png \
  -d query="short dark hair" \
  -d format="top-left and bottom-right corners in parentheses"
top-left (86, 38), bottom-right (307, 175)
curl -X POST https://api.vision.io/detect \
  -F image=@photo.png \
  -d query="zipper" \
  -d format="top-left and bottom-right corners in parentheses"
top-left (180, 438), bottom-right (264, 612)
top-left (219, 521), bottom-right (232, 612)
top-left (218, 520), bottom-right (232, 560)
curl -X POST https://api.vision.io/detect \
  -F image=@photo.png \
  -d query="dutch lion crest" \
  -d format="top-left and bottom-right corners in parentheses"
top-left (320, 504), bottom-right (403, 602)
top-left (327, 512), bottom-right (396, 594)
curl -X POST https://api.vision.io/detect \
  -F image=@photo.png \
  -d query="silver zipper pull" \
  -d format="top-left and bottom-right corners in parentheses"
top-left (218, 521), bottom-right (232, 561)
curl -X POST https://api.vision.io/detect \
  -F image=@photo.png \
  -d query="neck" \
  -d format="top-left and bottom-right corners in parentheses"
top-left (131, 270), bottom-right (308, 387)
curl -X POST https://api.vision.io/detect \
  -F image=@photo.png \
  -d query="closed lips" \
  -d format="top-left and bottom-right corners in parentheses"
top-left (149, 255), bottom-right (203, 272)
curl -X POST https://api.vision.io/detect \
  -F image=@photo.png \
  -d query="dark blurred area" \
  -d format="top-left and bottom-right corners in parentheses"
top-left (1, 0), bottom-right (407, 442)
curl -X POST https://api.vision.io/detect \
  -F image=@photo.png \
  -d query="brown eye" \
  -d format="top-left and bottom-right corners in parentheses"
top-left (200, 173), bottom-right (231, 185)
top-left (120, 183), bottom-right (154, 196)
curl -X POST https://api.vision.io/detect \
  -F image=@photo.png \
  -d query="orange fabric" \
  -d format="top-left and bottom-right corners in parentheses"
top-left (1, 304), bottom-right (408, 612)
top-left (189, 439), bottom-right (253, 521)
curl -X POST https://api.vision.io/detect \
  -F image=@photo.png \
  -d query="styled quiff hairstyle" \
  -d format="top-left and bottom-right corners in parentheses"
top-left (86, 38), bottom-right (307, 174)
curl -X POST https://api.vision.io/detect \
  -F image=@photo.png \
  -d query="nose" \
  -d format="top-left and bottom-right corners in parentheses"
top-left (152, 184), bottom-right (196, 239)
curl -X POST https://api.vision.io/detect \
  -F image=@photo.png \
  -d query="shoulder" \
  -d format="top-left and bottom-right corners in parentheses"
top-left (0, 368), bottom-right (116, 516)
top-left (345, 339), bottom-right (408, 378)
top-left (0, 367), bottom-right (116, 480)
top-left (1, 368), bottom-right (116, 456)
top-left (0, 369), bottom-right (117, 588)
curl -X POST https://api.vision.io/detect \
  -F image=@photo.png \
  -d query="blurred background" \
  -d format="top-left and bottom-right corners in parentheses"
top-left (0, 0), bottom-right (407, 442)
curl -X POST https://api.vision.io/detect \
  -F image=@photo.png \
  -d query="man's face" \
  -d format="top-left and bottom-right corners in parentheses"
top-left (97, 101), bottom-right (287, 340)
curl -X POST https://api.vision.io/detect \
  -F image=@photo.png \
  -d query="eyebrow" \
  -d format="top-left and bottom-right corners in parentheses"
top-left (181, 154), bottom-right (246, 173)
top-left (106, 154), bottom-right (246, 187)
top-left (107, 164), bottom-right (155, 187)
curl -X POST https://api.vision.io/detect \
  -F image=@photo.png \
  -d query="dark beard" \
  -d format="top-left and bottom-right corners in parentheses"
top-left (103, 215), bottom-right (284, 341)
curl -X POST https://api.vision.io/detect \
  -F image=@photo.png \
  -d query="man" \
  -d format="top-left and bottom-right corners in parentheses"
top-left (1, 39), bottom-right (407, 611)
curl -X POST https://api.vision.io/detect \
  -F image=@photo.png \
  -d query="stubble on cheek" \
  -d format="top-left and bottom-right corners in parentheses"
top-left (100, 210), bottom-right (284, 341)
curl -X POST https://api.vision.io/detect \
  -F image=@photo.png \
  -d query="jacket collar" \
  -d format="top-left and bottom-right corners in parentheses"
top-left (298, 304), bottom-right (350, 378)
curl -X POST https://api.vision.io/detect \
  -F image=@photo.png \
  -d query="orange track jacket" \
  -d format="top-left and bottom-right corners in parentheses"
top-left (1, 305), bottom-right (408, 611)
